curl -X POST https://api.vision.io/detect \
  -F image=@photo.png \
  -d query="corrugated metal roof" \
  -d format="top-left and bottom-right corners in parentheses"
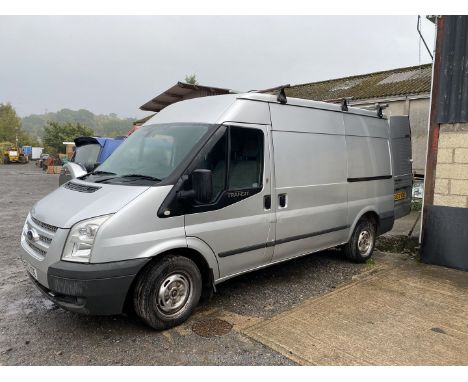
top-left (286, 64), bottom-right (433, 102)
top-left (436, 16), bottom-right (468, 124)
top-left (140, 82), bottom-right (232, 112)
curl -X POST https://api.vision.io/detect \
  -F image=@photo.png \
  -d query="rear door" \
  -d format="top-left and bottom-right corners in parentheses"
top-left (389, 116), bottom-right (413, 219)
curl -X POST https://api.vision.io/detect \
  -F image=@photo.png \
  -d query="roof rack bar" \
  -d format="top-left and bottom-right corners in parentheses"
top-left (250, 84), bottom-right (291, 94)
top-left (359, 103), bottom-right (389, 110)
top-left (248, 84), bottom-right (291, 104)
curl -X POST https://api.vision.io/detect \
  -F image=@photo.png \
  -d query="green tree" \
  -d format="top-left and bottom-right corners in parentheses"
top-left (22, 109), bottom-right (135, 140)
top-left (43, 121), bottom-right (94, 154)
top-left (0, 103), bottom-right (39, 148)
top-left (0, 103), bottom-right (21, 143)
top-left (184, 74), bottom-right (198, 85)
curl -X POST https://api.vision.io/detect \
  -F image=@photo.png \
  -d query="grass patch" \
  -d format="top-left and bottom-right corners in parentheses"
top-left (376, 235), bottom-right (420, 257)
top-left (411, 198), bottom-right (422, 211)
top-left (365, 258), bottom-right (376, 268)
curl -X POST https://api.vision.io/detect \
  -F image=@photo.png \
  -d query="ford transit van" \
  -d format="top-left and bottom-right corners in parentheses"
top-left (20, 93), bottom-right (412, 329)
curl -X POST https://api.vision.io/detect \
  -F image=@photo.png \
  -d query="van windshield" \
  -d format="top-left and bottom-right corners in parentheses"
top-left (89, 123), bottom-right (210, 184)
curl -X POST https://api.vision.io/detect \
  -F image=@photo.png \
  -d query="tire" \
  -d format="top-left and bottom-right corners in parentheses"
top-left (133, 255), bottom-right (202, 330)
top-left (343, 217), bottom-right (376, 263)
top-left (3, 156), bottom-right (9, 164)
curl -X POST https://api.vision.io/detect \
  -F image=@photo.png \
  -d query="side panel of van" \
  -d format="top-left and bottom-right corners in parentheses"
top-left (344, 114), bottom-right (395, 234)
top-left (269, 104), bottom-right (349, 261)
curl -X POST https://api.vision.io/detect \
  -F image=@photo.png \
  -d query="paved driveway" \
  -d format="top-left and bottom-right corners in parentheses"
top-left (245, 253), bottom-right (468, 365)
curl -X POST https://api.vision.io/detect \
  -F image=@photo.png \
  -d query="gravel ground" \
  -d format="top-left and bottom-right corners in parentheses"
top-left (0, 162), bottom-right (367, 365)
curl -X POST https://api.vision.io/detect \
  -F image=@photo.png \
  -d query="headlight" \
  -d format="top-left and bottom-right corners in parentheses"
top-left (62, 215), bottom-right (112, 263)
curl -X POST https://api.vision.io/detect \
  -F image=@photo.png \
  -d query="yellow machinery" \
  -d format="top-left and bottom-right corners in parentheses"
top-left (2, 145), bottom-right (28, 164)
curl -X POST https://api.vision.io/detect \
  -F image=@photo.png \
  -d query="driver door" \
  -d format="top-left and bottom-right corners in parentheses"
top-left (184, 123), bottom-right (274, 279)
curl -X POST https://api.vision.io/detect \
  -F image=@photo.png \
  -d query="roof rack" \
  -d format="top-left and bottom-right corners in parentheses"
top-left (359, 102), bottom-right (388, 118)
top-left (248, 84), bottom-right (291, 104)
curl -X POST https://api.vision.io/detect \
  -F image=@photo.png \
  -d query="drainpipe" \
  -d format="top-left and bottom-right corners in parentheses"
top-left (421, 16), bottom-right (444, 243)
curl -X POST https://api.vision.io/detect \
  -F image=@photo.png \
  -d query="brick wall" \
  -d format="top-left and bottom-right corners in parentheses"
top-left (434, 123), bottom-right (468, 207)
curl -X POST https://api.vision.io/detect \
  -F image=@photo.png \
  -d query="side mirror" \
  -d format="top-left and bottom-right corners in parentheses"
top-left (192, 169), bottom-right (213, 204)
top-left (83, 162), bottom-right (100, 173)
top-left (59, 162), bottom-right (88, 186)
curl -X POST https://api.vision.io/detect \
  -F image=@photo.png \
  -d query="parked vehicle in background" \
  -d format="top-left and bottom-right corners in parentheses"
top-left (37, 153), bottom-right (50, 169)
top-left (20, 93), bottom-right (412, 330)
top-left (22, 146), bottom-right (32, 159)
top-left (3, 145), bottom-right (28, 164)
top-left (32, 147), bottom-right (44, 160)
top-left (59, 136), bottom-right (125, 185)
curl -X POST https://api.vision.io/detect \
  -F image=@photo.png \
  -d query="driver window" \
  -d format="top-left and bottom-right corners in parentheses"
top-left (228, 127), bottom-right (263, 190)
top-left (194, 126), bottom-right (263, 202)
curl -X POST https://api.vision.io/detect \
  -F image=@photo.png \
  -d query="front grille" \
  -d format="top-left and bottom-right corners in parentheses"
top-left (64, 182), bottom-right (101, 193)
top-left (31, 216), bottom-right (58, 233)
top-left (39, 235), bottom-right (52, 244)
top-left (26, 241), bottom-right (47, 257)
top-left (27, 215), bottom-right (57, 258)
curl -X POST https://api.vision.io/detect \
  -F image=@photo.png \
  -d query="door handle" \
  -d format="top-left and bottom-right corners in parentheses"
top-left (278, 193), bottom-right (287, 208)
top-left (264, 195), bottom-right (271, 210)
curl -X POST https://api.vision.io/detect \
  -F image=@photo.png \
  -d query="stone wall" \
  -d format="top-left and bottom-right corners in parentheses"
top-left (434, 123), bottom-right (468, 208)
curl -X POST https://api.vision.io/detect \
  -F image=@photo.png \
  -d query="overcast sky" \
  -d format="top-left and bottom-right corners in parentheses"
top-left (0, 16), bottom-right (435, 118)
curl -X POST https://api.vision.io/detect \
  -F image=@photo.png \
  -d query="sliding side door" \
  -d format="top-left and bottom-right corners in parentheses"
top-left (270, 104), bottom-right (349, 262)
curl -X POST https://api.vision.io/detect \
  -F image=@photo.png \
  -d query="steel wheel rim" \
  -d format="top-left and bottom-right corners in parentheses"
top-left (157, 273), bottom-right (192, 315)
top-left (357, 230), bottom-right (372, 256)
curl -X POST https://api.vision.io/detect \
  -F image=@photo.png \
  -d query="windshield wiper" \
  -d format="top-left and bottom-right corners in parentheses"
top-left (119, 174), bottom-right (162, 182)
top-left (90, 170), bottom-right (117, 176)
top-left (85, 170), bottom-right (118, 183)
top-left (93, 173), bottom-right (162, 184)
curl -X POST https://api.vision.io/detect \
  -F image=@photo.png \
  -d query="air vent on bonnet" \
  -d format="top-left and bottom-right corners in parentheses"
top-left (63, 182), bottom-right (101, 193)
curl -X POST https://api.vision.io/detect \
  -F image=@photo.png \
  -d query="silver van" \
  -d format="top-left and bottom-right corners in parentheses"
top-left (20, 93), bottom-right (412, 329)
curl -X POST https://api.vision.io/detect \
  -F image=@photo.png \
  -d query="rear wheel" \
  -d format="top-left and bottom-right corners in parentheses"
top-left (133, 255), bottom-right (202, 330)
top-left (344, 217), bottom-right (376, 263)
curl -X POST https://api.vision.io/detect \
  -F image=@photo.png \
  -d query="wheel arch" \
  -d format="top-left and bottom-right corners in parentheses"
top-left (347, 208), bottom-right (380, 242)
top-left (123, 238), bottom-right (219, 314)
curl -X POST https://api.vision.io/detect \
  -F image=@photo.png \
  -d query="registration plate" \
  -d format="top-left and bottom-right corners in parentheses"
top-left (23, 261), bottom-right (38, 280)
top-left (394, 191), bottom-right (407, 201)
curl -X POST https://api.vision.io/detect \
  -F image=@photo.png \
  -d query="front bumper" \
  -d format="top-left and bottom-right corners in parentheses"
top-left (30, 258), bottom-right (150, 315)
top-left (20, 214), bottom-right (150, 315)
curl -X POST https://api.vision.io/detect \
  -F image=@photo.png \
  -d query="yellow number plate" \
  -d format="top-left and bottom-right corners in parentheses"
top-left (394, 191), bottom-right (407, 201)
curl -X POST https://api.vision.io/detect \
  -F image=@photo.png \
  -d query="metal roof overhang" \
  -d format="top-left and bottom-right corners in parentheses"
top-left (139, 82), bottom-right (232, 112)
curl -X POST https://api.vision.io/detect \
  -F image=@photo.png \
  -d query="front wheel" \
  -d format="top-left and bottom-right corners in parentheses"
top-left (343, 217), bottom-right (376, 263)
top-left (133, 255), bottom-right (202, 330)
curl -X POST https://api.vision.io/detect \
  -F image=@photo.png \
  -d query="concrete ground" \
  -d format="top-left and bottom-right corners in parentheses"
top-left (384, 210), bottom-right (421, 239)
top-left (244, 253), bottom-right (468, 365)
top-left (1, 162), bottom-right (466, 366)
